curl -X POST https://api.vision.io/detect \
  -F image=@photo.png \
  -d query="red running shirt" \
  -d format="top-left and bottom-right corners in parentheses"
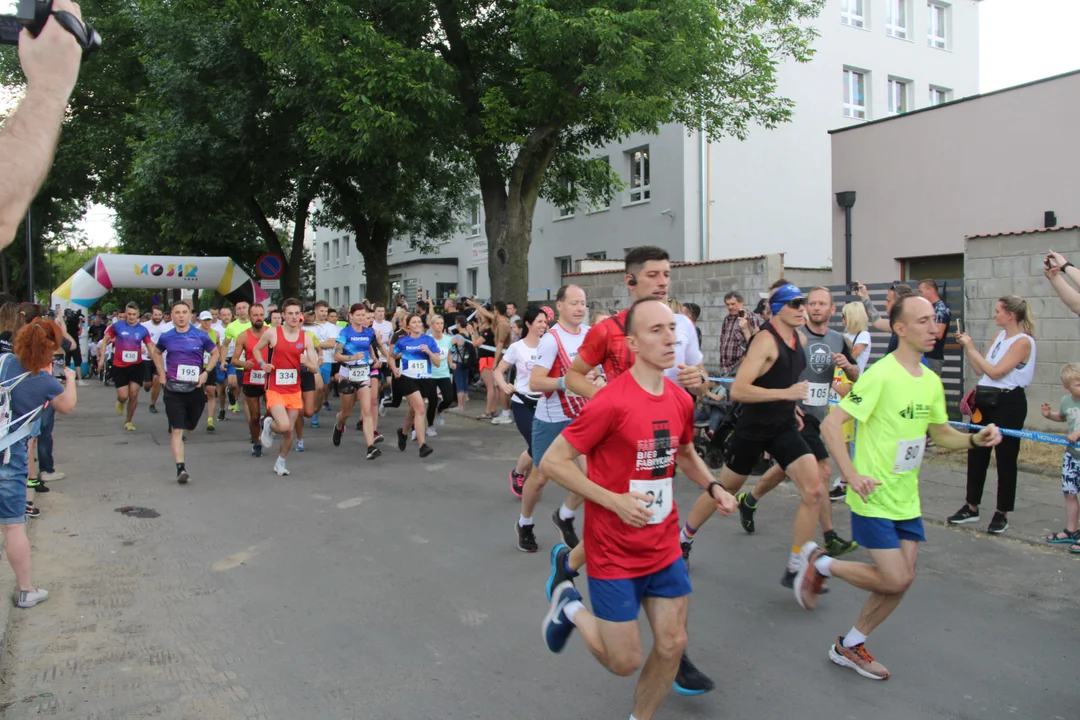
top-left (267, 327), bottom-right (305, 395)
top-left (576, 309), bottom-right (633, 381)
top-left (560, 370), bottom-right (694, 580)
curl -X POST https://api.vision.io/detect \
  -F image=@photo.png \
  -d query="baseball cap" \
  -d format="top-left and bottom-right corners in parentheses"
top-left (198, 311), bottom-right (213, 320)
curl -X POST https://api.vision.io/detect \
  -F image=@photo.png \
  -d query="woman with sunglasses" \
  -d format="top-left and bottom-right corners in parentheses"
top-left (681, 282), bottom-right (826, 603)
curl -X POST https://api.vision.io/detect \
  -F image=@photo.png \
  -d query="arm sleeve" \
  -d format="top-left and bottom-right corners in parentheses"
top-left (575, 322), bottom-right (609, 369)
top-left (534, 334), bottom-right (557, 370)
top-left (561, 391), bottom-right (617, 456)
top-left (839, 364), bottom-right (882, 423)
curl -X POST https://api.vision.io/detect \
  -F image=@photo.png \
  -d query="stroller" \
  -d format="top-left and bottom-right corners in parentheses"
top-left (694, 370), bottom-right (775, 475)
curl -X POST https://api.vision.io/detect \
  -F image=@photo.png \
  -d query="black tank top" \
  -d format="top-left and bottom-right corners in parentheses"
top-left (736, 323), bottom-right (806, 439)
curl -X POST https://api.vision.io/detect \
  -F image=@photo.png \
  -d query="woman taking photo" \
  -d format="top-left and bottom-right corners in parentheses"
top-left (949, 294), bottom-right (1036, 534)
top-left (393, 314), bottom-right (440, 458)
top-left (842, 301), bottom-right (872, 373)
top-left (450, 314), bottom-right (478, 413)
top-left (494, 307), bottom-right (546, 499)
top-left (0, 318), bottom-right (77, 607)
top-left (425, 315), bottom-right (456, 435)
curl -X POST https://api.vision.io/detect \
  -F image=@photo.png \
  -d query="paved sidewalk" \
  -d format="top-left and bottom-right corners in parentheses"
top-left (0, 385), bottom-right (1076, 719)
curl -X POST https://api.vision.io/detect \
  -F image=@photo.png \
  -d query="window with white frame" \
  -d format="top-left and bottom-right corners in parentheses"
top-left (342, 235), bottom-right (350, 264)
top-left (467, 267), bottom-right (478, 295)
top-left (343, 286), bottom-right (350, 306)
top-left (555, 256), bottom-right (573, 278)
top-left (359, 284), bottom-right (366, 301)
top-left (887, 78), bottom-right (909, 114)
top-left (927, 2), bottom-right (947, 49)
top-left (323, 289), bottom-right (330, 303)
top-left (468, 204), bottom-right (481, 237)
top-left (332, 238), bottom-right (340, 266)
top-left (627, 147), bottom-right (650, 204)
top-left (557, 177), bottom-right (575, 218)
top-left (586, 251), bottom-right (607, 260)
top-left (886, 0), bottom-right (908, 38)
top-left (843, 68), bottom-right (867, 119)
top-left (333, 287), bottom-right (340, 306)
top-left (323, 242), bottom-right (330, 269)
top-left (840, 0), bottom-right (865, 28)
top-left (929, 85), bottom-right (950, 106)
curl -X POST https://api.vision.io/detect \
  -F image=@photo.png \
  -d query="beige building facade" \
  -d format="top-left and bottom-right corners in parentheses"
top-left (830, 70), bottom-right (1080, 285)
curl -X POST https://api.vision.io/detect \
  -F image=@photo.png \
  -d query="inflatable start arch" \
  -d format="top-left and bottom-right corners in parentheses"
top-left (50, 254), bottom-right (270, 313)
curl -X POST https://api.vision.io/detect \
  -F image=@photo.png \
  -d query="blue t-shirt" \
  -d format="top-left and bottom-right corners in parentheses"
top-left (0, 355), bottom-right (63, 472)
top-left (394, 334), bottom-right (440, 379)
top-left (157, 327), bottom-right (217, 383)
top-left (337, 326), bottom-right (376, 366)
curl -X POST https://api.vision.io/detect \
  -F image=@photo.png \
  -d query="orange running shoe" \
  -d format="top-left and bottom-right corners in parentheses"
top-left (829, 637), bottom-right (890, 680)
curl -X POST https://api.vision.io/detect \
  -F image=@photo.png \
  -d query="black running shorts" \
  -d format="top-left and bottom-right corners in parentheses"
top-left (726, 425), bottom-right (813, 476)
top-left (164, 388), bottom-right (207, 432)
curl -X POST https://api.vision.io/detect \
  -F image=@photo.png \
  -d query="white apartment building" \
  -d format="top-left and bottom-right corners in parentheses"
top-left (317, 0), bottom-right (980, 305)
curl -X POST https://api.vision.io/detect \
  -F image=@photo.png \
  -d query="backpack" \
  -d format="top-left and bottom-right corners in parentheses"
top-left (454, 337), bottom-right (477, 368)
top-left (0, 354), bottom-right (38, 464)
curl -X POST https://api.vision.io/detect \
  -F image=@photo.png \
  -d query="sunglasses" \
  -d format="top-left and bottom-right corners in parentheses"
top-left (784, 298), bottom-right (806, 310)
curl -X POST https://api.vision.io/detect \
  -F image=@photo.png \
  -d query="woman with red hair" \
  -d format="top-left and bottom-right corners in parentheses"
top-left (0, 317), bottom-right (77, 608)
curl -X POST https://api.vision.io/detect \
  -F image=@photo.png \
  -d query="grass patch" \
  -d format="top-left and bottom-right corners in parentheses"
top-left (927, 438), bottom-right (1063, 478)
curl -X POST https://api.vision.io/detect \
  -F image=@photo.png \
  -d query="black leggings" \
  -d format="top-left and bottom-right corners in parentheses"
top-left (966, 388), bottom-right (1027, 513)
top-left (426, 377), bottom-right (455, 426)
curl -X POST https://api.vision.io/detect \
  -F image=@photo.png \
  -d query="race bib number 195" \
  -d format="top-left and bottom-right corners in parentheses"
top-left (176, 364), bottom-right (200, 382)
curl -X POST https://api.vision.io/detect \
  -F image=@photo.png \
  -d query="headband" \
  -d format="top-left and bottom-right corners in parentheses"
top-left (769, 283), bottom-right (805, 316)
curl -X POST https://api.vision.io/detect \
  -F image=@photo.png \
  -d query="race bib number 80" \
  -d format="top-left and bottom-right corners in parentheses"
top-left (629, 478), bottom-right (673, 525)
top-left (893, 438), bottom-right (926, 474)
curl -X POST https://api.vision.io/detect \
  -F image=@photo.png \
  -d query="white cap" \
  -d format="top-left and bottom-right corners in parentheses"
top-left (198, 311), bottom-right (213, 320)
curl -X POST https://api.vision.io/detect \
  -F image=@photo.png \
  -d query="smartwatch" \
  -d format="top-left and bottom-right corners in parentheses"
top-left (708, 480), bottom-right (726, 499)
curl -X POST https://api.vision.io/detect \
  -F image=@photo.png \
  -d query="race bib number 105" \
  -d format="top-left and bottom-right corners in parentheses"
top-left (806, 382), bottom-right (830, 407)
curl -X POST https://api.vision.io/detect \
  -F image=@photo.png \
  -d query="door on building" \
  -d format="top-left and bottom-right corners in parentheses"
top-left (436, 282), bottom-right (458, 302)
top-left (403, 278), bottom-right (419, 308)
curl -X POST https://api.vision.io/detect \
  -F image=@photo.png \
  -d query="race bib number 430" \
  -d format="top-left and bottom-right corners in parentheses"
top-left (276, 369), bottom-right (298, 385)
top-left (629, 478), bottom-right (673, 525)
top-left (121, 350), bottom-right (138, 363)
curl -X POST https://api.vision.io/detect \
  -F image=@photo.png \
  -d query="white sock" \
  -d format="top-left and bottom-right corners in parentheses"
top-left (630, 716), bottom-right (639, 720)
top-left (564, 599), bottom-right (584, 625)
top-left (519, 515), bottom-right (534, 526)
top-left (787, 551), bottom-right (801, 573)
top-left (814, 555), bottom-right (834, 577)
top-left (680, 528), bottom-right (694, 545)
top-left (843, 627), bottom-right (868, 648)
top-left (558, 504), bottom-right (575, 520)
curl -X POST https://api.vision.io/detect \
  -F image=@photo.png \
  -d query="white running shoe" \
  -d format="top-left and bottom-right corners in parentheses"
top-left (273, 457), bottom-right (290, 476)
top-left (426, 427), bottom-right (437, 437)
top-left (436, 414), bottom-right (445, 427)
top-left (410, 430), bottom-right (417, 441)
top-left (39, 471), bottom-right (66, 482)
top-left (378, 398), bottom-right (387, 417)
top-left (260, 417), bottom-right (274, 448)
top-left (492, 413), bottom-right (513, 425)
top-left (15, 587), bottom-right (48, 608)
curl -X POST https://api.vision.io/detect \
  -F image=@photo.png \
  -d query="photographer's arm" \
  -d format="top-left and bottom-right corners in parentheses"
top-left (0, 0), bottom-right (85, 250)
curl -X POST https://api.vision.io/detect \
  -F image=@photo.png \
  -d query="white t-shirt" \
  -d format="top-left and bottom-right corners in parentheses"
top-left (372, 320), bottom-right (393, 347)
top-left (141, 320), bottom-right (173, 360)
top-left (314, 322), bottom-right (340, 364)
top-left (533, 322), bottom-right (590, 423)
top-left (502, 339), bottom-right (544, 405)
top-left (844, 331), bottom-right (873, 373)
top-left (668, 313), bottom-right (704, 383)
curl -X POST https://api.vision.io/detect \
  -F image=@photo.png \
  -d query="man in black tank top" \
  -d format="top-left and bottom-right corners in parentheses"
top-left (680, 284), bottom-right (829, 606)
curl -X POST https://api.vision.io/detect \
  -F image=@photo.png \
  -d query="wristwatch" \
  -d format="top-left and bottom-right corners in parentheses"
top-left (969, 433), bottom-right (978, 448)
top-left (708, 480), bottom-right (726, 499)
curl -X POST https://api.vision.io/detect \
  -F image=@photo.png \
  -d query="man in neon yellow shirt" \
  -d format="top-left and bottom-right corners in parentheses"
top-left (224, 301), bottom-right (253, 415)
top-left (803, 295), bottom-right (1002, 681)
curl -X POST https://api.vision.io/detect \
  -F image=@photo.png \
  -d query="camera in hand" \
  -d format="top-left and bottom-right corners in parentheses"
top-left (0, 0), bottom-right (101, 56)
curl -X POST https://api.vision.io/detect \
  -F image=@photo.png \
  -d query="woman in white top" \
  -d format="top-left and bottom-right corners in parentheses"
top-left (842, 301), bottom-right (873, 373)
top-left (951, 294), bottom-right (1036, 534)
top-left (494, 307), bottom-right (547, 500)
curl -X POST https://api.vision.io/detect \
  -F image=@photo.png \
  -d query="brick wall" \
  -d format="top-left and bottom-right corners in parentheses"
top-left (964, 227), bottom-right (1080, 431)
top-left (564, 253), bottom-right (785, 372)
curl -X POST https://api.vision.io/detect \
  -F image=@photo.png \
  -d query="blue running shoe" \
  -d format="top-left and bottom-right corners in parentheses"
top-left (673, 653), bottom-right (715, 696)
top-left (546, 543), bottom-right (572, 602)
top-left (543, 581), bottom-right (581, 654)
top-left (310, 413), bottom-right (320, 429)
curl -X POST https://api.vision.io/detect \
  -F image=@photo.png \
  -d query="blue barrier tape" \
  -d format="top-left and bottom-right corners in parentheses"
top-left (949, 421), bottom-right (1078, 448)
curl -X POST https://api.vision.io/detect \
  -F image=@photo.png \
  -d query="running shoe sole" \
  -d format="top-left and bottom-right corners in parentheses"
top-left (829, 643), bottom-right (889, 681)
top-left (177, 471), bottom-right (189, 485)
top-left (551, 510), bottom-right (579, 549)
top-left (366, 447), bottom-right (382, 460)
top-left (333, 425), bottom-right (344, 447)
top-left (546, 543), bottom-right (570, 602)
top-left (947, 516), bottom-right (980, 525)
top-left (793, 544), bottom-right (823, 610)
top-left (510, 471), bottom-right (523, 498)
top-left (397, 430), bottom-right (408, 451)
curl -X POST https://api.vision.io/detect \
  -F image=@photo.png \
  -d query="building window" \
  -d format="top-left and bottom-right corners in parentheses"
top-left (590, 156), bottom-right (612, 211)
top-left (843, 68), bottom-right (867, 119)
top-left (467, 267), bottom-right (478, 296)
top-left (627, 147), bottom-right (650, 204)
top-left (468, 204), bottom-right (481, 237)
top-left (343, 286), bottom-right (350, 306)
top-left (323, 242), bottom-right (330, 269)
top-left (323, 289), bottom-right (330, 303)
top-left (887, 78), bottom-right (908, 114)
top-left (333, 287), bottom-right (340, 307)
top-left (342, 235), bottom-right (350, 264)
top-left (332, 238), bottom-right (340, 266)
top-left (586, 251), bottom-right (607, 260)
top-left (929, 85), bottom-right (950, 106)
top-left (840, 0), bottom-right (865, 28)
top-left (359, 284), bottom-right (366, 301)
top-left (927, 2), bottom-right (947, 49)
top-left (886, 0), bottom-right (908, 38)
top-left (556, 256), bottom-right (573, 278)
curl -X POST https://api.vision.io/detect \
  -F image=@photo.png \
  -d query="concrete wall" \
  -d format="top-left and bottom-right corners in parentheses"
top-left (964, 228), bottom-right (1080, 431)
top-left (832, 70), bottom-right (1080, 285)
top-left (565, 253), bottom-right (784, 373)
top-left (783, 267), bottom-right (834, 290)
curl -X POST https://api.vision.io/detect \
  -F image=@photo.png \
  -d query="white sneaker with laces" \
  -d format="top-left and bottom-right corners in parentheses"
top-left (492, 413), bottom-right (513, 425)
top-left (274, 457), bottom-right (290, 476)
top-left (15, 587), bottom-right (48, 608)
top-left (410, 430), bottom-right (417, 441)
top-left (426, 427), bottom-right (437, 437)
top-left (39, 471), bottom-right (65, 482)
top-left (260, 417), bottom-right (274, 448)
top-left (436, 414), bottom-right (445, 427)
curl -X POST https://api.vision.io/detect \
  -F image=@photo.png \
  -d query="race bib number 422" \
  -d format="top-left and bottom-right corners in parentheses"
top-left (348, 365), bottom-right (368, 383)
top-left (629, 478), bottom-right (673, 525)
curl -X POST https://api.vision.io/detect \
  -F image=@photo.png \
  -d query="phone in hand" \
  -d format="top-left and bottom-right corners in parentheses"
top-left (956, 318), bottom-right (963, 334)
top-left (738, 310), bottom-right (745, 318)
top-left (850, 282), bottom-right (860, 293)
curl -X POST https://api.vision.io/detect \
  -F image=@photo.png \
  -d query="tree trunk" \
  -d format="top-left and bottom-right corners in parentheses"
top-left (355, 222), bottom-right (392, 306)
top-left (284, 194), bottom-right (313, 300)
top-left (0, 249), bottom-right (9, 297)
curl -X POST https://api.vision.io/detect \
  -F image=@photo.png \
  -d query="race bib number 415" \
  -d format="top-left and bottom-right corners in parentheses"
top-left (406, 359), bottom-right (429, 377)
top-left (629, 478), bottom-right (673, 525)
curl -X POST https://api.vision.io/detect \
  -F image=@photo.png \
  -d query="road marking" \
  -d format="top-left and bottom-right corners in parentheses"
top-left (424, 462), bottom-right (447, 472)
top-left (407, 535), bottom-right (429, 545)
top-left (336, 497), bottom-right (365, 509)
top-left (211, 545), bottom-right (260, 571)
top-left (311, 494), bottom-right (332, 501)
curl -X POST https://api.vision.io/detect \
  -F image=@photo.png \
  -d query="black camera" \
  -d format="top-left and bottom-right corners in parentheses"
top-left (0, 0), bottom-right (100, 56)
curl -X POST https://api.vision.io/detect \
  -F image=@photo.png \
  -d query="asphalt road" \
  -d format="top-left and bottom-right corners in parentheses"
top-left (0, 384), bottom-right (1077, 720)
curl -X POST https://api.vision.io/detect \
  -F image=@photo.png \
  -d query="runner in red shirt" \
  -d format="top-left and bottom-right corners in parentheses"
top-left (231, 304), bottom-right (269, 457)
top-left (252, 299), bottom-right (320, 477)
top-left (540, 298), bottom-right (736, 720)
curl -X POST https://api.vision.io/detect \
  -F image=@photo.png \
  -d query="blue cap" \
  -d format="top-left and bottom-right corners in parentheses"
top-left (769, 283), bottom-right (805, 316)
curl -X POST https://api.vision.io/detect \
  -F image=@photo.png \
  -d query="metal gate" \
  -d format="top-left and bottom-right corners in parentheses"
top-left (824, 279), bottom-right (964, 420)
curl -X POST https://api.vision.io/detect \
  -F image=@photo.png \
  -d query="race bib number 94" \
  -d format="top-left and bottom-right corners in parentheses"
top-left (893, 438), bottom-right (926, 474)
top-left (629, 478), bottom-right (673, 525)
top-left (276, 368), bottom-right (298, 385)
